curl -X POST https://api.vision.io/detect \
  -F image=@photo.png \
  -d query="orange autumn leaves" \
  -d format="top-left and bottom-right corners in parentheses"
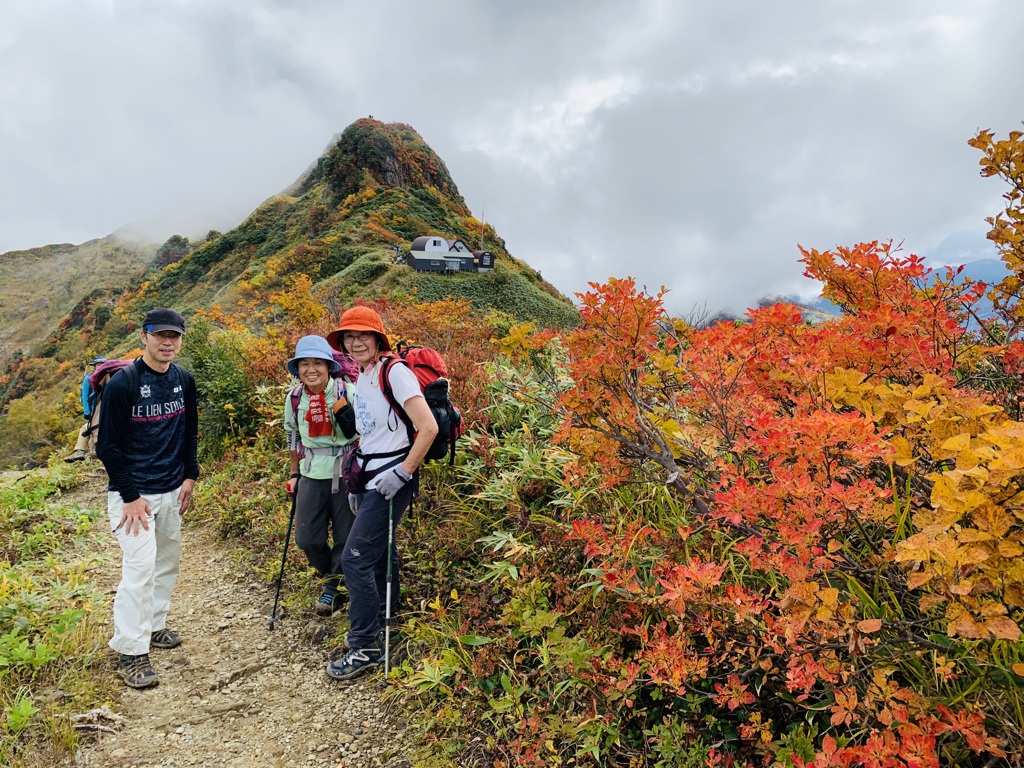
top-left (508, 238), bottom-right (1017, 764)
top-left (545, 243), bottom-right (1024, 648)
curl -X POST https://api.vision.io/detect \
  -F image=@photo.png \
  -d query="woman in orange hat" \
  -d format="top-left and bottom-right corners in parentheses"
top-left (324, 306), bottom-right (438, 681)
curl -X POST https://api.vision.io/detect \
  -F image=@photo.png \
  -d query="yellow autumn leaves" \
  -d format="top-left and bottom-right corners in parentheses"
top-left (828, 367), bottom-right (1024, 641)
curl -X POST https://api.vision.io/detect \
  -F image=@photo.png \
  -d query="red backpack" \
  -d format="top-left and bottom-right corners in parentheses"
top-left (378, 343), bottom-right (462, 465)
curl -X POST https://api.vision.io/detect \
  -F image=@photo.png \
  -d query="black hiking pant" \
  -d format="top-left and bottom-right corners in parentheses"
top-left (341, 482), bottom-right (412, 649)
top-left (294, 476), bottom-right (354, 591)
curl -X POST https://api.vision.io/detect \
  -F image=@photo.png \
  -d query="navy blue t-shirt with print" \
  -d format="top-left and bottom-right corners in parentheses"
top-left (96, 358), bottom-right (200, 504)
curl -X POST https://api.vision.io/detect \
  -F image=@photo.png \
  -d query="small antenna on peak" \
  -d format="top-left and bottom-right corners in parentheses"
top-left (479, 202), bottom-right (485, 251)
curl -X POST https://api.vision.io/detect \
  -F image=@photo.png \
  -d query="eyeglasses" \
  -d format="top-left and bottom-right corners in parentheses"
top-left (342, 332), bottom-right (374, 343)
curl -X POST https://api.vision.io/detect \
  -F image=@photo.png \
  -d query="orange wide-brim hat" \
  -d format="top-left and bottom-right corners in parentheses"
top-left (326, 306), bottom-right (392, 352)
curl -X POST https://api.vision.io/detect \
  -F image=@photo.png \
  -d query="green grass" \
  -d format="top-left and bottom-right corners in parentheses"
top-left (0, 462), bottom-right (115, 767)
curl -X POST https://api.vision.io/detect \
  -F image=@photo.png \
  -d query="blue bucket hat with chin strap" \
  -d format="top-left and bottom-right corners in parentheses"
top-left (287, 335), bottom-right (342, 378)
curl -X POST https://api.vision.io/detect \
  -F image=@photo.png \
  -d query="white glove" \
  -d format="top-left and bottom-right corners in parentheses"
top-left (348, 494), bottom-right (359, 515)
top-left (374, 465), bottom-right (412, 500)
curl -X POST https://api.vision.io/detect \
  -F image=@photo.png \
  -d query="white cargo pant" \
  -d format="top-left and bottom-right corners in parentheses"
top-left (107, 488), bottom-right (182, 656)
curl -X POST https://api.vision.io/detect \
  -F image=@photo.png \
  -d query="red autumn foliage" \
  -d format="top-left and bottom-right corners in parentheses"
top-left (526, 246), bottom-right (1014, 764)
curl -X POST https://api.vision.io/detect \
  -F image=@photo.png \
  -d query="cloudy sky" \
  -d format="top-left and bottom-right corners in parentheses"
top-left (2, 1), bottom-right (1022, 316)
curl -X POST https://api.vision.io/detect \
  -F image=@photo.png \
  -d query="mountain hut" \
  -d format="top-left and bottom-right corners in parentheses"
top-left (404, 236), bottom-right (496, 273)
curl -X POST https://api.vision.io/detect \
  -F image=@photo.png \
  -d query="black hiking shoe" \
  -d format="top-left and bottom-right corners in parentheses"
top-left (314, 590), bottom-right (342, 617)
top-left (116, 653), bottom-right (159, 689)
top-left (328, 627), bottom-right (390, 661)
top-left (325, 643), bottom-right (382, 681)
top-left (150, 628), bottom-right (182, 649)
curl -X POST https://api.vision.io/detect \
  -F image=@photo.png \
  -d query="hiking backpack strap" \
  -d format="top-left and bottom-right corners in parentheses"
top-left (288, 384), bottom-right (304, 456)
top-left (447, 415), bottom-right (456, 466)
top-left (378, 355), bottom-right (416, 445)
top-left (124, 360), bottom-right (141, 404)
top-left (289, 379), bottom-right (350, 453)
top-left (312, 443), bottom-right (354, 494)
top-left (289, 379), bottom-right (354, 492)
top-left (124, 359), bottom-right (185, 406)
top-left (364, 356), bottom-right (417, 500)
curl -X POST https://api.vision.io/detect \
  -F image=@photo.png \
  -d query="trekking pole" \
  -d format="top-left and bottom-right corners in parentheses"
top-left (268, 489), bottom-right (298, 630)
top-left (383, 497), bottom-right (394, 681)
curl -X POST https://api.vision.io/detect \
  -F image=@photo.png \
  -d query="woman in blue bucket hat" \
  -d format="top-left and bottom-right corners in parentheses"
top-left (283, 335), bottom-right (359, 615)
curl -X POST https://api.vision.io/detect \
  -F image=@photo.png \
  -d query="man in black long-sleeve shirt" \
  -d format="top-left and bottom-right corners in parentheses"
top-left (97, 307), bottom-right (200, 689)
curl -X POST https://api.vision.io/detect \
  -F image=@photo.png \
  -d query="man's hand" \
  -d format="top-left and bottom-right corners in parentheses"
top-left (118, 497), bottom-right (152, 537)
top-left (348, 493), bottom-right (359, 515)
top-left (374, 466), bottom-right (412, 500)
top-left (178, 478), bottom-right (196, 515)
top-left (286, 476), bottom-right (299, 496)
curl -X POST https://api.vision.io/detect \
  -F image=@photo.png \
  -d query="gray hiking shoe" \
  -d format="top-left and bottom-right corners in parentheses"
top-left (325, 643), bottom-right (382, 681)
top-left (64, 449), bottom-right (87, 463)
top-left (116, 653), bottom-right (159, 689)
top-left (150, 628), bottom-right (182, 649)
top-left (328, 627), bottom-right (390, 661)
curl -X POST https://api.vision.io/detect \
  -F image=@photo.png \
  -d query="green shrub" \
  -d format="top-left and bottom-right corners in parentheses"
top-left (93, 304), bottom-right (112, 330)
top-left (403, 268), bottom-right (578, 329)
top-left (0, 390), bottom-right (76, 469)
top-left (338, 254), bottom-right (390, 286)
top-left (256, 231), bottom-right (287, 259)
top-left (179, 318), bottom-right (262, 460)
top-left (319, 244), bottom-right (365, 279)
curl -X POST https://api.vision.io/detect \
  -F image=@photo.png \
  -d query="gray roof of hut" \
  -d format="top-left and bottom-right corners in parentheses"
top-left (411, 236), bottom-right (444, 250)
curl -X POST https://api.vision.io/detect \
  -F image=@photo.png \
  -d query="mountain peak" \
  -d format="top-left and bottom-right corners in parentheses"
top-left (288, 119), bottom-right (467, 215)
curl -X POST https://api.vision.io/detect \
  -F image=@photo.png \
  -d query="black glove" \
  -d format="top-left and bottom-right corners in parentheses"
top-left (332, 399), bottom-right (357, 439)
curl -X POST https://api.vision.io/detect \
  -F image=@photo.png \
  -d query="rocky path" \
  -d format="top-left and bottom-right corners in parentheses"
top-left (59, 472), bottom-right (414, 768)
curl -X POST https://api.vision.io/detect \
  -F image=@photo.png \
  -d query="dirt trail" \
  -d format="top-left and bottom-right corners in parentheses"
top-left (59, 471), bottom-right (413, 768)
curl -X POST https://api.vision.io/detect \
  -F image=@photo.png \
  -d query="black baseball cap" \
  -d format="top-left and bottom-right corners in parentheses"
top-left (89, 355), bottom-right (107, 366)
top-left (143, 307), bottom-right (186, 335)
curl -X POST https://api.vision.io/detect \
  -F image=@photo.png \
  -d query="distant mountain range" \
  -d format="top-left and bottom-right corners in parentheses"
top-left (790, 258), bottom-right (1010, 322)
top-left (0, 237), bottom-right (157, 365)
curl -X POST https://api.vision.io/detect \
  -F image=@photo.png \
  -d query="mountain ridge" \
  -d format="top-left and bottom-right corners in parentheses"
top-left (108, 118), bottom-right (575, 325)
top-left (0, 235), bottom-right (158, 365)
top-left (0, 118), bottom-right (578, 465)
